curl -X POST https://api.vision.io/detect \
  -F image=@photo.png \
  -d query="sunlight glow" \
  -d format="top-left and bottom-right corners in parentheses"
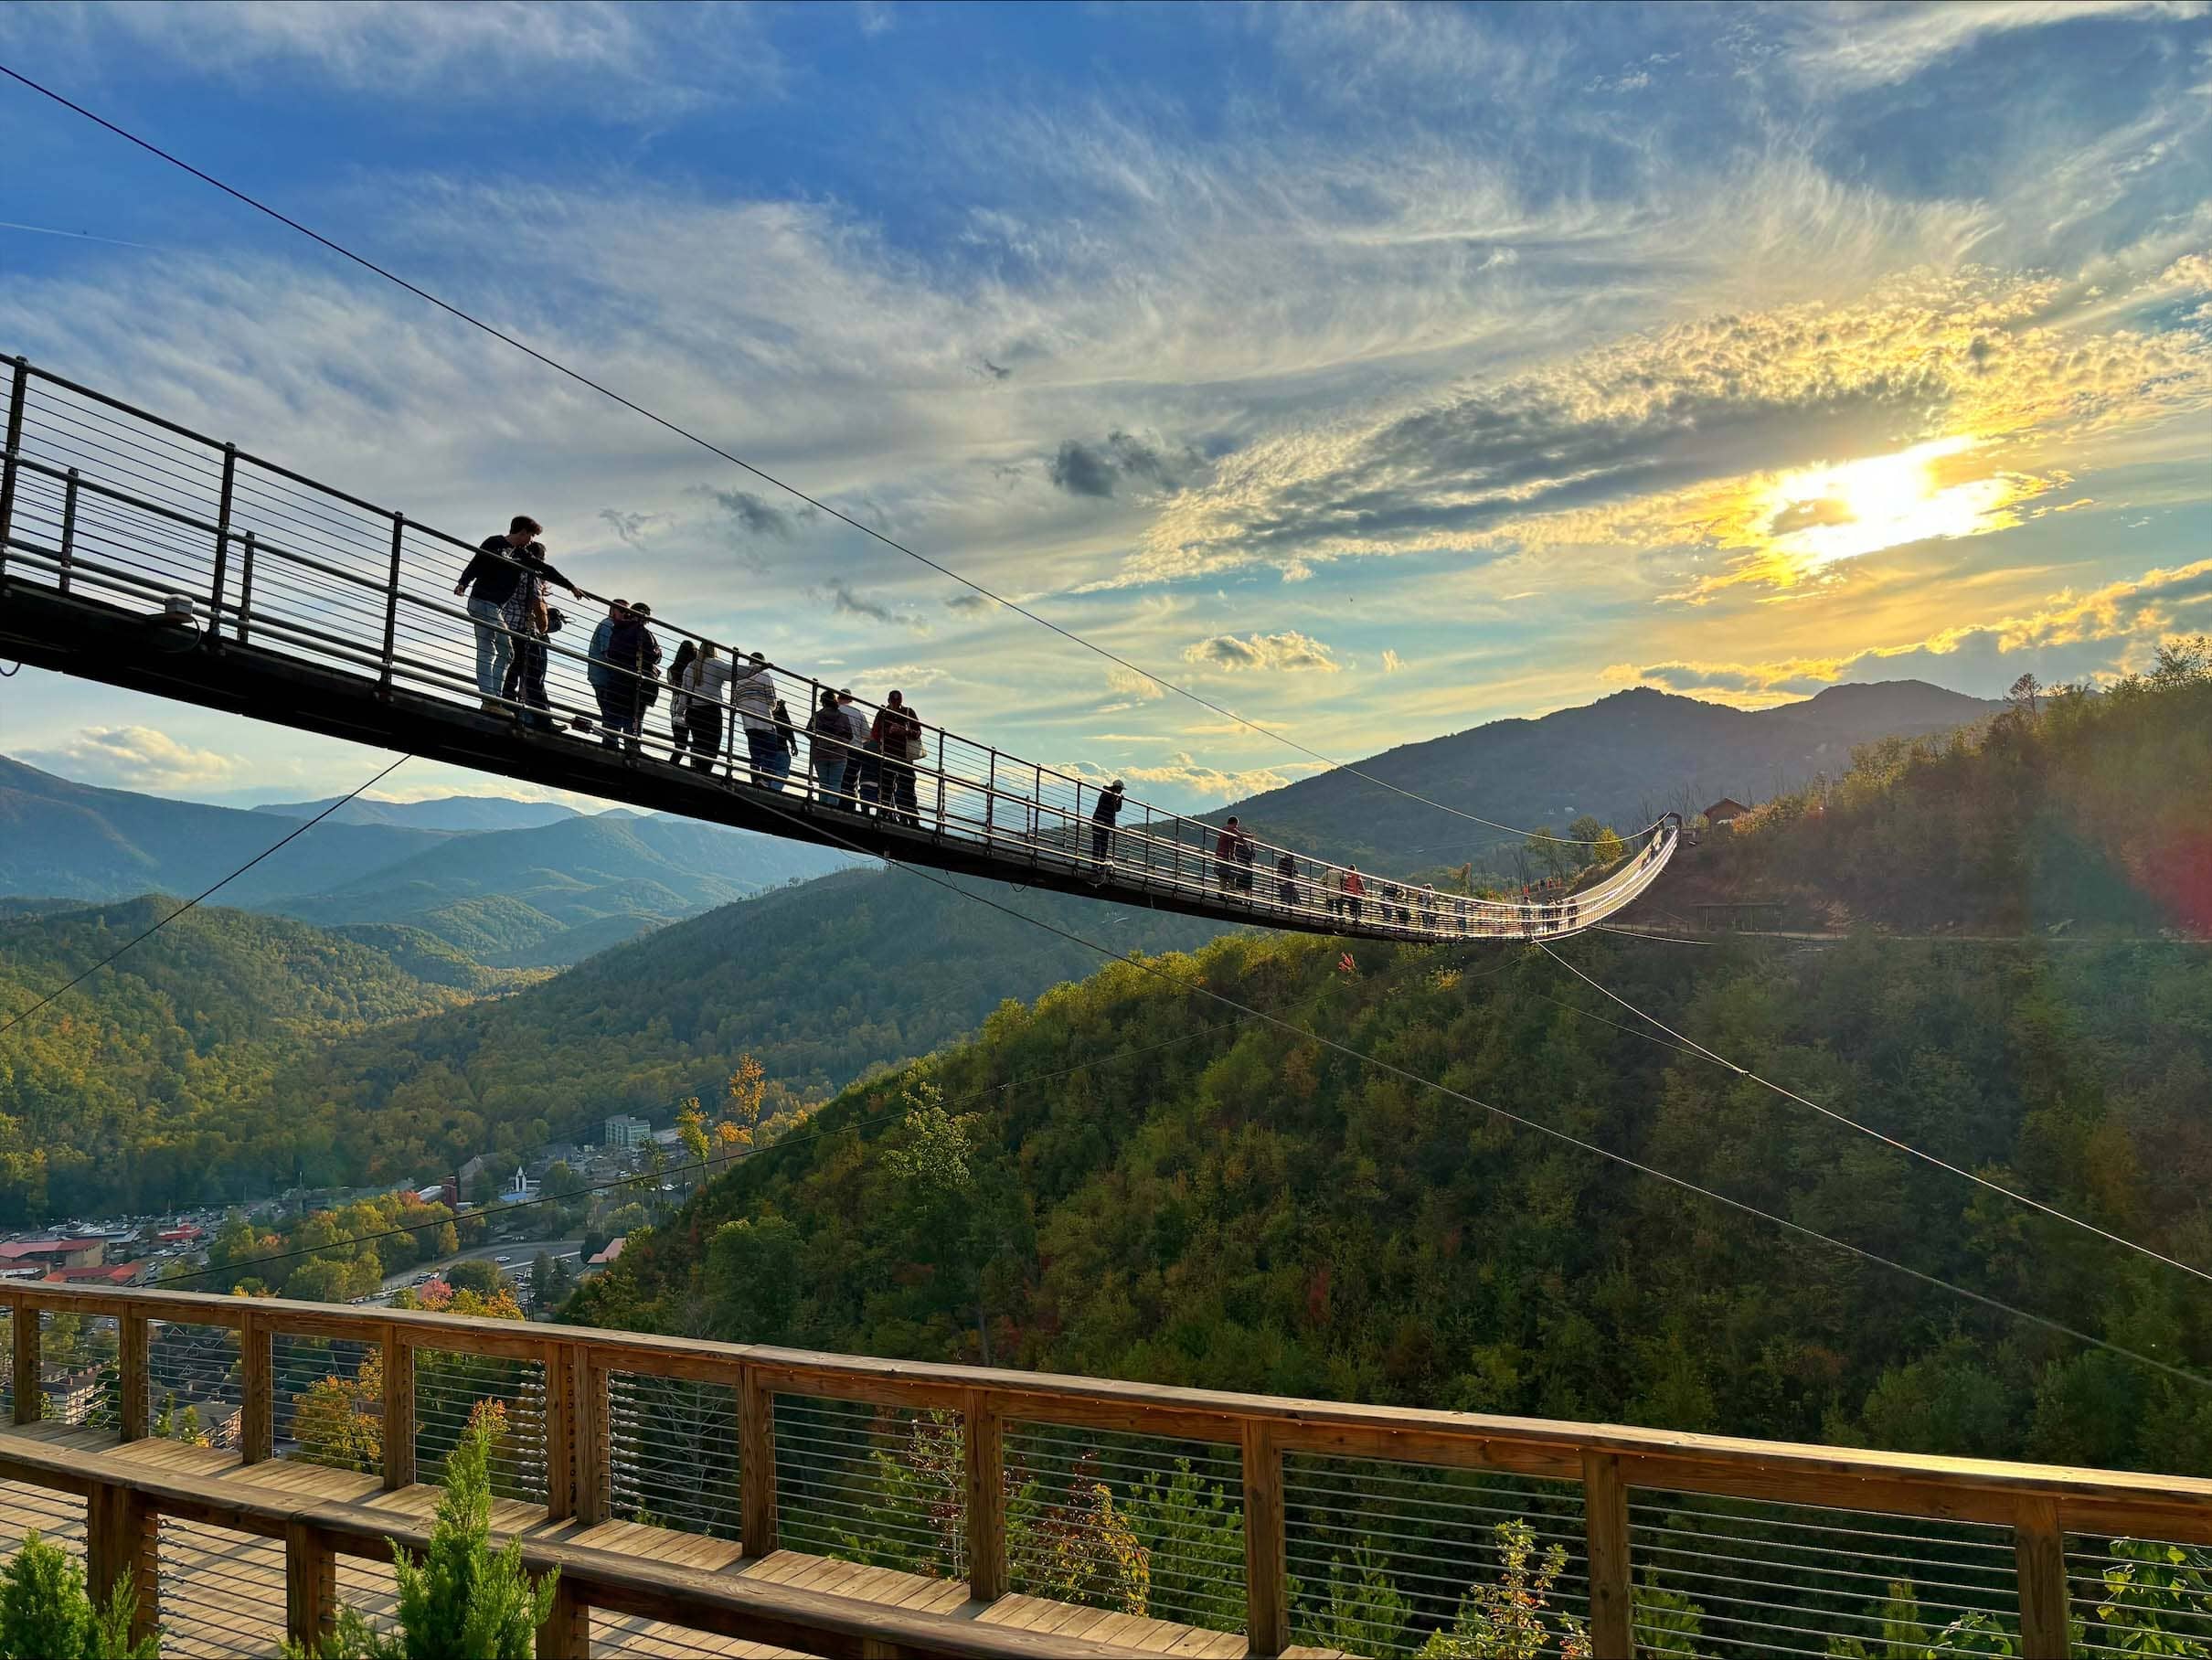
top-left (1764, 436), bottom-right (2012, 564)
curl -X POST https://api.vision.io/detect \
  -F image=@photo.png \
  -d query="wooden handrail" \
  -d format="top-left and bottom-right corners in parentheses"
top-left (2, 1279), bottom-right (2207, 1657)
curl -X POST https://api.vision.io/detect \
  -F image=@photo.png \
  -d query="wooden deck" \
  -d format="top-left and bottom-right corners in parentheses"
top-left (0, 1425), bottom-right (1305, 1657)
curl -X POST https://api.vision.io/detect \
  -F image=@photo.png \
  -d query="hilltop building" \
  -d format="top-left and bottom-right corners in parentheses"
top-left (1701, 797), bottom-right (1752, 831)
top-left (602, 1114), bottom-right (653, 1150)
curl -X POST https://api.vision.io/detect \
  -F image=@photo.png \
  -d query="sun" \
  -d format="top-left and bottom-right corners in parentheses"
top-left (1744, 435), bottom-right (2046, 580)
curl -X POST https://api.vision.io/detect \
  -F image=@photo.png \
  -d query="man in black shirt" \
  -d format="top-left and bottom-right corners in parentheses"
top-left (1089, 779), bottom-right (1125, 880)
top-left (456, 515), bottom-right (576, 714)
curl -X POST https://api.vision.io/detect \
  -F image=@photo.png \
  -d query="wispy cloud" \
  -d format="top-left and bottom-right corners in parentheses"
top-left (1781, 1), bottom-right (2207, 92)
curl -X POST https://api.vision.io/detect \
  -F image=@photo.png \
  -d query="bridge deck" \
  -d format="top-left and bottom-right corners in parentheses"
top-left (0, 353), bottom-right (1677, 944)
top-left (0, 1421), bottom-right (1331, 1657)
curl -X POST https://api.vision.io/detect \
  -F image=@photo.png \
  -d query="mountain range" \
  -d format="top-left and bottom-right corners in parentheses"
top-left (1228, 679), bottom-right (2001, 867)
top-left (0, 757), bottom-right (851, 965)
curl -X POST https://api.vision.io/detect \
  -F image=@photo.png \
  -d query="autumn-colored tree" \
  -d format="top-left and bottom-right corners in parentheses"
top-left (291, 1348), bottom-right (384, 1474)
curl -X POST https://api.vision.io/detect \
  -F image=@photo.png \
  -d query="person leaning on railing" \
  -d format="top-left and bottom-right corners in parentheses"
top-left (587, 598), bottom-right (633, 737)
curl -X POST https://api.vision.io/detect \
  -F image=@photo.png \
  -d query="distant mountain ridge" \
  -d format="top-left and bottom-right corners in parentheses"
top-left (0, 756), bottom-right (850, 965)
top-left (1225, 679), bottom-right (2001, 867)
top-left (249, 794), bottom-right (583, 833)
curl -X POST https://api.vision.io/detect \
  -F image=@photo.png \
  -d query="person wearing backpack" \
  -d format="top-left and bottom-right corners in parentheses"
top-left (808, 688), bottom-right (849, 804)
top-left (602, 601), bottom-right (662, 754)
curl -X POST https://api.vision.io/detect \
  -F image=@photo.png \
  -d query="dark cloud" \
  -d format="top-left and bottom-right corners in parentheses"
top-left (943, 591), bottom-right (994, 613)
top-left (814, 578), bottom-right (930, 634)
top-left (982, 358), bottom-right (1012, 381)
top-left (691, 485), bottom-right (806, 538)
top-left (1048, 431), bottom-right (1205, 499)
top-left (1180, 631), bottom-right (1342, 673)
top-left (597, 508), bottom-right (663, 549)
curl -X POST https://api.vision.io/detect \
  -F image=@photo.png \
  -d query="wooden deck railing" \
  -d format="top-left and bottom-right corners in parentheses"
top-left (0, 1282), bottom-right (2204, 1657)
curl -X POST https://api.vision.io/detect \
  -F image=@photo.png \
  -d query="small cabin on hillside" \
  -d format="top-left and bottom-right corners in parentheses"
top-left (1700, 797), bottom-right (1752, 831)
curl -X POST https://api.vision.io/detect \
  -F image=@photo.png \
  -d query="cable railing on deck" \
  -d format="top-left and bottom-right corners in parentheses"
top-left (0, 1283), bottom-right (2198, 1656)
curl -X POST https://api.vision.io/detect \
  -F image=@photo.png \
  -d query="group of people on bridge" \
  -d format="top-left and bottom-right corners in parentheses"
top-left (452, 515), bottom-right (1648, 936)
top-left (455, 515), bottom-right (926, 822)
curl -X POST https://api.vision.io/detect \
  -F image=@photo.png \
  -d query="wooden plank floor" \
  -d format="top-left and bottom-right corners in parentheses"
top-left (0, 1443), bottom-right (1331, 1658)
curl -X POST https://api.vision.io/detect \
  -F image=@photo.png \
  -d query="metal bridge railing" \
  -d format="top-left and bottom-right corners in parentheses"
top-left (0, 353), bottom-right (1678, 942)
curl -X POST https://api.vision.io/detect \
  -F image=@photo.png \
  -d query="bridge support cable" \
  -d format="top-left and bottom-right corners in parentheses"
top-left (0, 61), bottom-right (1626, 855)
top-left (0, 355), bottom-right (1680, 944)
top-left (1533, 940), bottom-right (2212, 1292)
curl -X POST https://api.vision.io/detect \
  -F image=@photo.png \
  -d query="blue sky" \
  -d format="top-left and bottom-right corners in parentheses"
top-left (3, 1), bottom-right (2211, 810)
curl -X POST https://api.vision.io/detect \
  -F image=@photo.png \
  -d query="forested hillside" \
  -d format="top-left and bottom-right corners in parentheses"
top-left (575, 654), bottom-right (2212, 1481)
top-left (0, 869), bottom-right (1221, 1216)
top-left (282, 869), bottom-right (1223, 1189)
top-left (1668, 647), bottom-right (2212, 937)
top-left (0, 899), bottom-right (465, 1218)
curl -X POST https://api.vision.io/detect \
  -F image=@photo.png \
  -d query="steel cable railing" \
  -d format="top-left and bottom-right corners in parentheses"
top-left (0, 354), bottom-right (1680, 944)
top-left (1283, 1457), bottom-right (1589, 1657)
top-left (606, 1370), bottom-right (743, 1542)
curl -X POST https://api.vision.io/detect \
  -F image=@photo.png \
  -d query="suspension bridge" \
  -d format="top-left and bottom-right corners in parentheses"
top-left (0, 355), bottom-right (1677, 941)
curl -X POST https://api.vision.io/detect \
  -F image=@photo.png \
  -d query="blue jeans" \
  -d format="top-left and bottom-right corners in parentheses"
top-left (468, 597), bottom-right (511, 697)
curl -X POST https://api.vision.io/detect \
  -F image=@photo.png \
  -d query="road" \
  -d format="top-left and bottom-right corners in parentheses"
top-left (377, 1237), bottom-right (583, 1294)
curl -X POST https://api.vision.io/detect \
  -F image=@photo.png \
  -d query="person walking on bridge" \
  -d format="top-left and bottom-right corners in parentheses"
top-left (730, 652), bottom-right (780, 788)
top-left (602, 601), bottom-right (661, 754)
top-left (676, 642), bottom-right (733, 775)
top-left (872, 691), bottom-right (923, 825)
top-left (588, 599), bottom-right (633, 739)
top-left (666, 640), bottom-right (698, 760)
top-left (835, 689), bottom-right (871, 810)
top-left (1090, 780), bottom-right (1125, 879)
top-left (1342, 865), bottom-right (1365, 923)
top-left (808, 688), bottom-right (848, 804)
top-left (1215, 817), bottom-right (1242, 893)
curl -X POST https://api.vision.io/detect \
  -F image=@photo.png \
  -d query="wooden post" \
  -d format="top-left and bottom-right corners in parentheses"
top-left (962, 1389), bottom-right (1006, 1601)
top-left (536, 1577), bottom-right (590, 1660)
top-left (545, 1341), bottom-right (577, 1522)
top-left (383, 1326), bottom-right (415, 1489)
top-left (2015, 1495), bottom-right (2071, 1659)
top-left (87, 1482), bottom-right (156, 1644)
top-left (1241, 1421), bottom-right (1287, 1658)
top-left (13, 1304), bottom-right (39, 1425)
top-left (285, 1520), bottom-right (336, 1652)
top-left (572, 1351), bottom-right (607, 1527)
top-left (240, 1313), bottom-right (272, 1464)
top-left (117, 1313), bottom-right (148, 1442)
top-left (1582, 1450), bottom-right (1635, 1660)
top-left (738, 1367), bottom-right (777, 1557)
